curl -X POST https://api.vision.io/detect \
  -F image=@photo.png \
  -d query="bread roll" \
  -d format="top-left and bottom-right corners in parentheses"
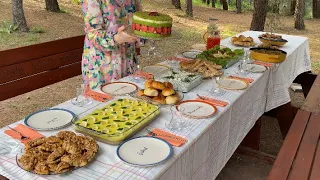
top-left (152, 95), bottom-right (166, 104)
top-left (151, 81), bottom-right (165, 90)
top-left (164, 82), bottom-right (174, 89)
top-left (144, 88), bottom-right (158, 97)
top-left (137, 89), bottom-right (144, 97)
top-left (162, 88), bottom-right (175, 96)
top-left (165, 94), bottom-right (179, 105)
top-left (144, 79), bottom-right (154, 88)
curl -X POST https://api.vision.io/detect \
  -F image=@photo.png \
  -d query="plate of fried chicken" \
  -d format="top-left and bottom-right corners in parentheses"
top-left (16, 131), bottom-right (99, 175)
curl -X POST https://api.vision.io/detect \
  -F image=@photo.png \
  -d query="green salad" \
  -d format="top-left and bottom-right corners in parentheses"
top-left (196, 46), bottom-right (245, 68)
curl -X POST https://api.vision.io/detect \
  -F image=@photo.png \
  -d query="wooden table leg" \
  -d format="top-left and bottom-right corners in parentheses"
top-left (275, 102), bottom-right (298, 138)
top-left (240, 118), bottom-right (262, 150)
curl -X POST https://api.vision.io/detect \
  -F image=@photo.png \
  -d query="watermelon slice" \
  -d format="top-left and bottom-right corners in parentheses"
top-left (156, 27), bottom-right (162, 34)
top-left (148, 26), bottom-right (156, 33)
top-left (135, 24), bottom-right (141, 30)
top-left (168, 27), bottom-right (172, 34)
top-left (132, 23), bottom-right (136, 30)
top-left (162, 27), bottom-right (168, 34)
top-left (140, 25), bottom-right (148, 32)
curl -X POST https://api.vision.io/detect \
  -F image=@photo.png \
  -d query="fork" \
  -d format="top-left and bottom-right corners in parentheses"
top-left (7, 126), bottom-right (29, 140)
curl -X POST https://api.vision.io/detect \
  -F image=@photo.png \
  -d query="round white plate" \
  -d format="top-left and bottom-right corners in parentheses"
top-left (142, 65), bottom-right (171, 75)
top-left (176, 100), bottom-right (217, 119)
top-left (101, 82), bottom-right (138, 95)
top-left (217, 77), bottom-right (248, 90)
top-left (181, 50), bottom-right (202, 59)
top-left (245, 64), bottom-right (267, 73)
top-left (24, 108), bottom-right (75, 130)
top-left (117, 136), bottom-right (173, 167)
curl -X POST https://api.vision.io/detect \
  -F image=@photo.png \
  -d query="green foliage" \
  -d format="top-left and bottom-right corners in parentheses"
top-left (0, 21), bottom-right (19, 34)
top-left (30, 27), bottom-right (45, 34)
top-left (312, 61), bottom-right (320, 74)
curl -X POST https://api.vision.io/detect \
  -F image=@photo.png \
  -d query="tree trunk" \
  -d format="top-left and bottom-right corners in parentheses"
top-left (45, 0), bottom-right (60, 12)
top-left (313, 0), bottom-right (320, 18)
top-left (186, 0), bottom-right (193, 17)
top-left (12, 0), bottom-right (29, 32)
top-left (236, 0), bottom-right (242, 13)
top-left (220, 0), bottom-right (228, 10)
top-left (212, 0), bottom-right (216, 7)
top-left (291, 0), bottom-right (296, 15)
top-left (250, 0), bottom-right (268, 31)
top-left (207, 0), bottom-right (210, 5)
top-left (173, 0), bottom-right (181, 9)
top-left (294, 0), bottom-right (305, 30)
top-left (172, 0), bottom-right (174, 5)
top-left (202, 0), bottom-right (206, 3)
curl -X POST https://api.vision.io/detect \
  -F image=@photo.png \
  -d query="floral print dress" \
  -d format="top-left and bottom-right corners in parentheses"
top-left (81, 0), bottom-right (138, 89)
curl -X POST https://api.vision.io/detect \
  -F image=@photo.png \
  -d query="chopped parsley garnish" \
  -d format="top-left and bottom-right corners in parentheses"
top-left (102, 117), bottom-right (109, 119)
top-left (110, 103), bottom-right (117, 106)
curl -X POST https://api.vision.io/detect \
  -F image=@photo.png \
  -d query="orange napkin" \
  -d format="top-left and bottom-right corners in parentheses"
top-left (229, 76), bottom-right (254, 83)
top-left (167, 57), bottom-right (191, 62)
top-left (4, 124), bottom-right (44, 144)
top-left (147, 128), bottom-right (187, 147)
top-left (253, 61), bottom-right (273, 67)
top-left (84, 86), bottom-right (112, 102)
top-left (130, 70), bottom-right (154, 79)
top-left (195, 96), bottom-right (229, 107)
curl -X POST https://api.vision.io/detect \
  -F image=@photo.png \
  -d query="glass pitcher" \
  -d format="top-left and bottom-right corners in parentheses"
top-left (203, 18), bottom-right (221, 50)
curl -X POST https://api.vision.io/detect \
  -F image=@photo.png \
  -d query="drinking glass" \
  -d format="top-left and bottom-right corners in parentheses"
top-left (165, 106), bottom-right (188, 132)
top-left (71, 84), bottom-right (92, 107)
top-left (208, 76), bottom-right (221, 94)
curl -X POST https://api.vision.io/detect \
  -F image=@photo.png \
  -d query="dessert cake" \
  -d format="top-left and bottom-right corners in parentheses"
top-left (132, 11), bottom-right (173, 39)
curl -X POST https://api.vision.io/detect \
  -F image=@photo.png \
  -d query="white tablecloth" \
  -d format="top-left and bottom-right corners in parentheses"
top-left (0, 31), bottom-right (311, 180)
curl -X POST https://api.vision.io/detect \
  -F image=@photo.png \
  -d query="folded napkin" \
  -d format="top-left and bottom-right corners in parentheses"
top-left (130, 70), bottom-right (154, 79)
top-left (253, 61), bottom-right (273, 67)
top-left (147, 128), bottom-right (187, 147)
top-left (84, 85), bottom-right (112, 102)
top-left (167, 57), bottom-right (191, 62)
top-left (4, 124), bottom-right (44, 144)
top-left (229, 75), bottom-right (254, 83)
top-left (196, 96), bottom-right (229, 107)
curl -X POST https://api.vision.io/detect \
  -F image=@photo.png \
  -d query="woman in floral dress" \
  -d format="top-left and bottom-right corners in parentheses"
top-left (81, 0), bottom-right (141, 89)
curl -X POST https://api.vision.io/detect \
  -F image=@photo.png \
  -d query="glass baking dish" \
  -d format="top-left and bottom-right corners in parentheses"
top-left (73, 98), bottom-right (160, 145)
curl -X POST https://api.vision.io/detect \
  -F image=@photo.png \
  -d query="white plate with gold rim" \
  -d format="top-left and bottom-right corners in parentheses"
top-left (101, 82), bottom-right (138, 96)
top-left (245, 64), bottom-right (267, 73)
top-left (216, 77), bottom-right (248, 90)
top-left (176, 100), bottom-right (217, 119)
top-left (142, 65), bottom-right (171, 75)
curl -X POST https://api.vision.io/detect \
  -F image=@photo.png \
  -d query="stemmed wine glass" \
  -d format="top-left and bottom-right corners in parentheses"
top-left (71, 84), bottom-right (92, 107)
top-left (165, 106), bottom-right (188, 132)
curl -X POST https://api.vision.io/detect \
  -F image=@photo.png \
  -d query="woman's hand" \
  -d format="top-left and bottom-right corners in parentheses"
top-left (114, 26), bottom-right (138, 44)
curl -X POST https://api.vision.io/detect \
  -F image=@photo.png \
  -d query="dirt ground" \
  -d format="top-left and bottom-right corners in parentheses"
top-left (0, 0), bottom-right (311, 179)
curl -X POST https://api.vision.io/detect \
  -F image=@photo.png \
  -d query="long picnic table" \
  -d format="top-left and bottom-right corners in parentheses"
top-left (0, 31), bottom-right (311, 180)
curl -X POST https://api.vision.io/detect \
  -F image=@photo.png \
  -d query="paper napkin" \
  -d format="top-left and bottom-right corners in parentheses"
top-left (229, 76), bottom-right (254, 83)
top-left (4, 124), bottom-right (44, 144)
top-left (147, 128), bottom-right (187, 147)
top-left (195, 96), bottom-right (229, 107)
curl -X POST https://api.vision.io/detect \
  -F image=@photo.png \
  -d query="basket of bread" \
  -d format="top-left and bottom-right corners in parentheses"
top-left (231, 35), bottom-right (255, 47)
top-left (137, 79), bottom-right (181, 105)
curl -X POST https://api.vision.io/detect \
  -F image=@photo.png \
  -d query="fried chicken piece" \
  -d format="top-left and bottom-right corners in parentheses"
top-left (61, 154), bottom-right (88, 167)
top-left (34, 152), bottom-right (51, 162)
top-left (197, 66), bottom-right (207, 73)
top-left (72, 136), bottom-right (87, 147)
top-left (39, 142), bottom-right (62, 152)
top-left (46, 136), bottom-right (62, 144)
top-left (83, 137), bottom-right (98, 153)
top-left (62, 141), bottom-right (82, 154)
top-left (18, 154), bottom-right (37, 171)
top-left (56, 131), bottom-right (76, 140)
top-left (83, 150), bottom-right (96, 162)
top-left (55, 162), bottom-right (71, 174)
top-left (48, 163), bottom-right (58, 172)
top-left (47, 148), bottom-right (65, 164)
top-left (34, 161), bottom-right (49, 175)
top-left (25, 138), bottom-right (46, 150)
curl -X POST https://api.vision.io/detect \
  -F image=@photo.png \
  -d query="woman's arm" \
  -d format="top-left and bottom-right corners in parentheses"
top-left (83, 0), bottom-right (118, 51)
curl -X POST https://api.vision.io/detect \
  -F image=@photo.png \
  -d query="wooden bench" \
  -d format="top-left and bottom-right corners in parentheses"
top-left (268, 74), bottom-right (320, 180)
top-left (0, 35), bottom-right (85, 101)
